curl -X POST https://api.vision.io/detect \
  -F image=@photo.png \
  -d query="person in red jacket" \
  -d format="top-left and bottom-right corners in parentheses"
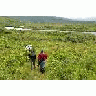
top-left (38, 50), bottom-right (47, 73)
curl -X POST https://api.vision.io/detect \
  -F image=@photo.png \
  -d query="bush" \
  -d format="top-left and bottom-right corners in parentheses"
top-left (65, 32), bottom-right (96, 43)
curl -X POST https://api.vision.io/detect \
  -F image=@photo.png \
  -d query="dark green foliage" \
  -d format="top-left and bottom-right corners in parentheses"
top-left (65, 32), bottom-right (96, 43)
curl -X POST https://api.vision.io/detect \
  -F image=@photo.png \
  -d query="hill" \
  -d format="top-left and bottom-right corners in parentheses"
top-left (72, 17), bottom-right (96, 22)
top-left (9, 16), bottom-right (96, 23)
top-left (9, 16), bottom-right (72, 23)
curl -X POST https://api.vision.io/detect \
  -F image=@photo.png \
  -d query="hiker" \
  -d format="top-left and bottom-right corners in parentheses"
top-left (29, 50), bottom-right (36, 69)
top-left (25, 45), bottom-right (36, 69)
top-left (38, 50), bottom-right (47, 73)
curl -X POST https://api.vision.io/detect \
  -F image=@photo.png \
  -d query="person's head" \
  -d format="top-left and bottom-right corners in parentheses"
top-left (41, 50), bottom-right (43, 53)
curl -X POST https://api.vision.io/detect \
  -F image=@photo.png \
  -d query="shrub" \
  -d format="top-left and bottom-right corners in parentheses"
top-left (65, 32), bottom-right (96, 43)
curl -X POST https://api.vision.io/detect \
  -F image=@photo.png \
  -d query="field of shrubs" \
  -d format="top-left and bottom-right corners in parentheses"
top-left (0, 16), bottom-right (96, 80)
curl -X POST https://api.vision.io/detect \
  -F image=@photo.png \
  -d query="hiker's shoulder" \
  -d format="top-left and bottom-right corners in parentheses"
top-left (44, 53), bottom-right (47, 56)
top-left (38, 53), bottom-right (42, 56)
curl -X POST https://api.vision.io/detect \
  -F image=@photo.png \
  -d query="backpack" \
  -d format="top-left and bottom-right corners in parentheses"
top-left (30, 51), bottom-right (36, 60)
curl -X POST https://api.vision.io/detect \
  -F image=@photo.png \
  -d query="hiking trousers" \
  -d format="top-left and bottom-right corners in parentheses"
top-left (40, 61), bottom-right (45, 73)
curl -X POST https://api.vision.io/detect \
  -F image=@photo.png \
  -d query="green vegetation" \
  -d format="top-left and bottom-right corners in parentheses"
top-left (0, 16), bottom-right (96, 80)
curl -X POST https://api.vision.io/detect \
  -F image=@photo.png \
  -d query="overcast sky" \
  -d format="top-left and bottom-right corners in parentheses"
top-left (1, 0), bottom-right (96, 19)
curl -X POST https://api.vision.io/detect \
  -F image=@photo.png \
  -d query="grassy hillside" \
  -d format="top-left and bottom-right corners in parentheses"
top-left (0, 16), bottom-right (96, 80)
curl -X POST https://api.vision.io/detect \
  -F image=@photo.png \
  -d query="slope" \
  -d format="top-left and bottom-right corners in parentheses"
top-left (9, 16), bottom-right (73, 23)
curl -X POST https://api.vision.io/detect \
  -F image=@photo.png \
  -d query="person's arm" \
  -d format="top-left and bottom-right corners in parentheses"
top-left (45, 54), bottom-right (47, 59)
top-left (38, 54), bottom-right (41, 61)
top-left (44, 54), bottom-right (47, 62)
top-left (45, 52), bottom-right (49, 57)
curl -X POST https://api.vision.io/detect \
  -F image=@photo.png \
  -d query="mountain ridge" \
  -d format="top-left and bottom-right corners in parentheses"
top-left (9, 16), bottom-right (96, 23)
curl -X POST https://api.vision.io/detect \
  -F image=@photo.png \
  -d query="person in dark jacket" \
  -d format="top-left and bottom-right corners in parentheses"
top-left (38, 50), bottom-right (47, 73)
top-left (29, 50), bottom-right (36, 69)
top-left (25, 45), bottom-right (36, 69)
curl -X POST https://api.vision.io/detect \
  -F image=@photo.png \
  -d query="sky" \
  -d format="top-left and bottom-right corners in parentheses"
top-left (0, 0), bottom-right (96, 19)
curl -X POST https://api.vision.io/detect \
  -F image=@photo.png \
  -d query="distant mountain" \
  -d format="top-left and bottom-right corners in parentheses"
top-left (9, 16), bottom-right (73, 23)
top-left (71, 17), bottom-right (96, 21)
top-left (8, 16), bottom-right (96, 23)
top-left (82, 17), bottom-right (96, 21)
